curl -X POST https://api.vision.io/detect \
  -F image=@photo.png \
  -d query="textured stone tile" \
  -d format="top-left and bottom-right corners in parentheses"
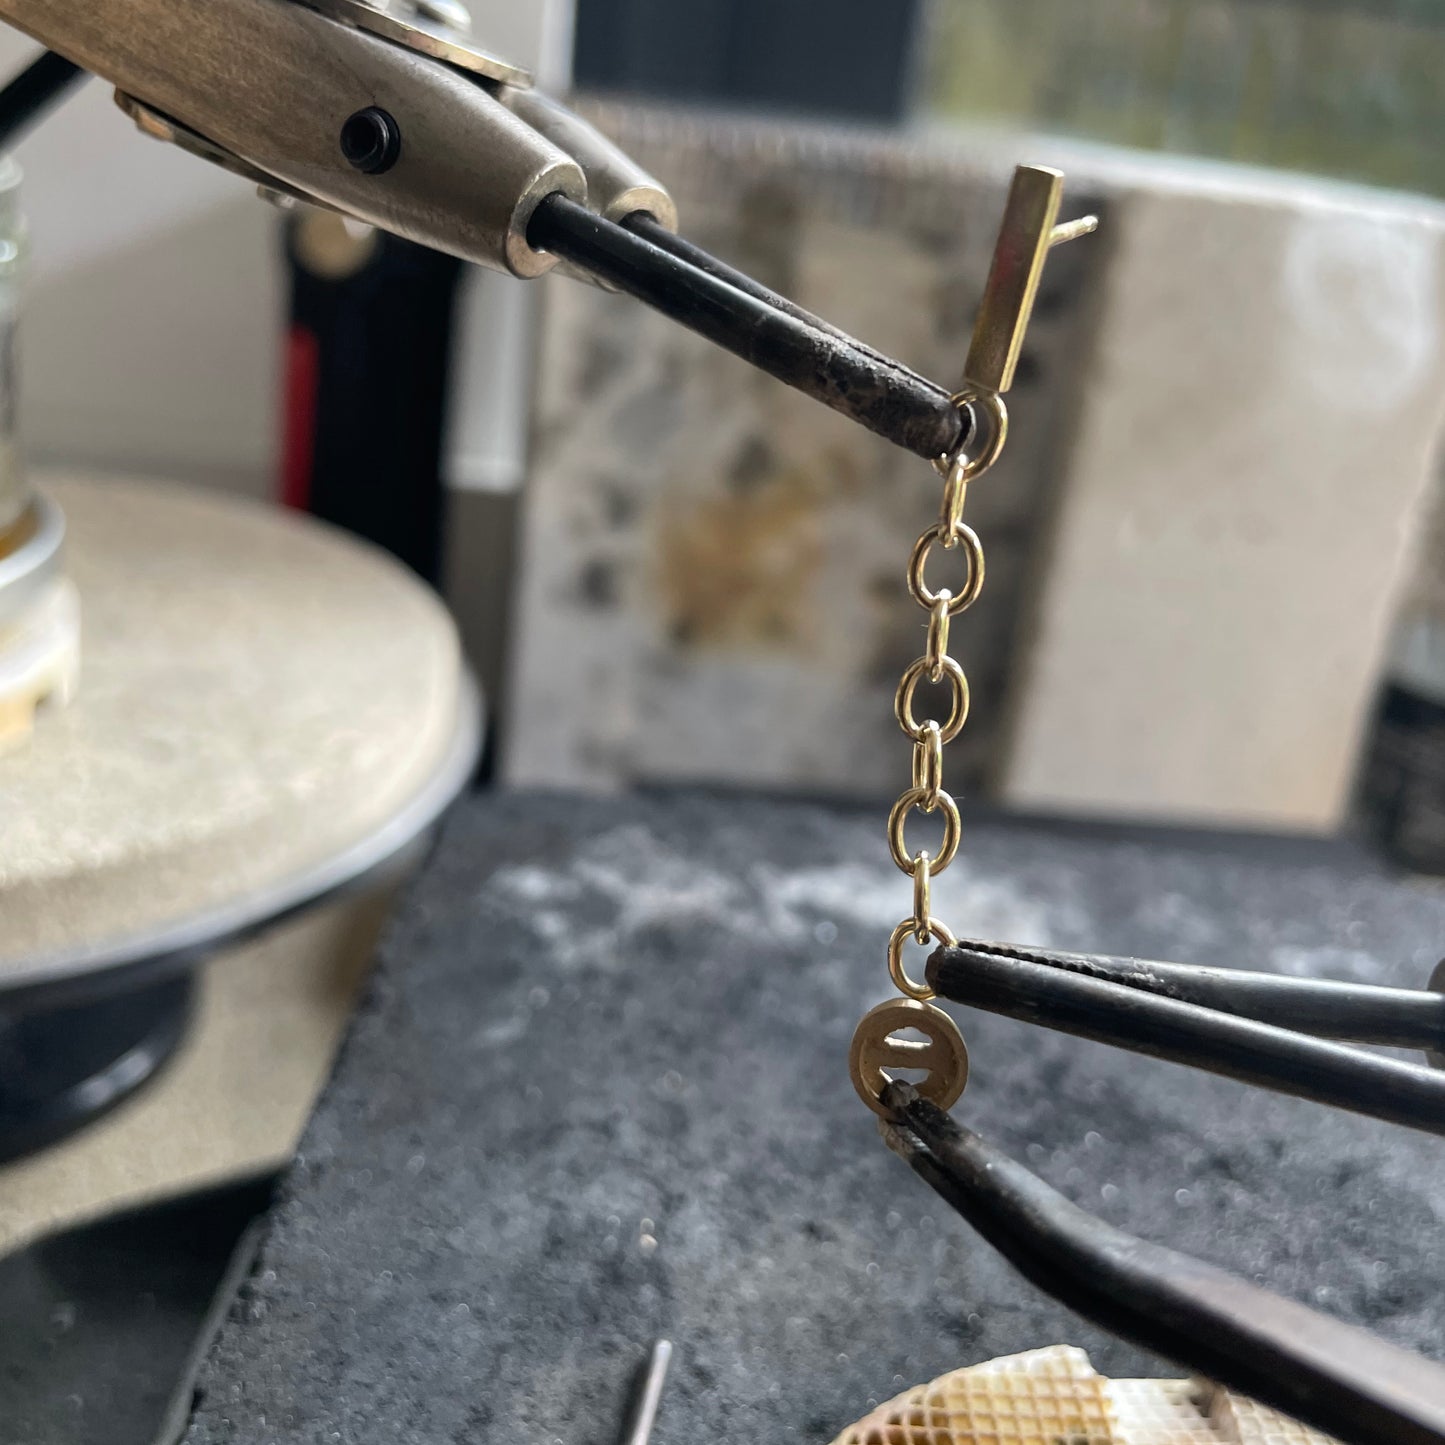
top-left (185, 791), bottom-right (1445, 1444)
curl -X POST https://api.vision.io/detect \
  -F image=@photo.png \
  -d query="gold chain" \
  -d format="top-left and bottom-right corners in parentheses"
top-left (886, 388), bottom-right (1006, 1001)
top-left (844, 162), bottom-right (1095, 1119)
top-left (849, 388), bottom-right (1008, 1117)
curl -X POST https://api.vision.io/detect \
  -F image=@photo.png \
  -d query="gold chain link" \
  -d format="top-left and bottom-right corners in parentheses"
top-left (884, 389), bottom-right (1008, 1002)
top-left (911, 850), bottom-right (933, 939)
top-left (906, 522), bottom-right (985, 615)
top-left (911, 719), bottom-right (944, 803)
top-left (937, 457), bottom-right (969, 543)
top-left (894, 656), bottom-right (970, 743)
top-left (925, 595), bottom-right (952, 683)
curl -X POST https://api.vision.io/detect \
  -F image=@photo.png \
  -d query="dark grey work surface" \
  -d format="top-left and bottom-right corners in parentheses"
top-left (185, 792), bottom-right (1445, 1444)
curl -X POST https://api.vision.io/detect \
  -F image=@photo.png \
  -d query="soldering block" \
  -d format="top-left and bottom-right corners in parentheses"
top-left (831, 1346), bottom-right (1340, 1444)
top-left (182, 791), bottom-right (1445, 1443)
top-left (833, 1345), bottom-right (1115, 1444)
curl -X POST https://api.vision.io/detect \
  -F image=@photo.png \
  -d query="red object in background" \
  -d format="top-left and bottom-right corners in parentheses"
top-left (279, 323), bottom-right (321, 512)
top-left (276, 218), bottom-right (462, 584)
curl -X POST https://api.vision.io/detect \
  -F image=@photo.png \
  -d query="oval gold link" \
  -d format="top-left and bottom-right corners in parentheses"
top-left (895, 655), bottom-right (970, 744)
top-left (888, 786), bottom-right (961, 874)
top-left (932, 389), bottom-right (1009, 482)
top-left (887, 915), bottom-right (958, 1000)
top-left (911, 720), bottom-right (943, 800)
top-left (908, 522), bottom-right (984, 615)
top-left (926, 595), bottom-right (951, 682)
top-left (912, 850), bottom-right (932, 936)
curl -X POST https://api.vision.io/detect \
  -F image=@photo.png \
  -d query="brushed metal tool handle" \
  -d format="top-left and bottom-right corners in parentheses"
top-left (0, 0), bottom-right (584, 275)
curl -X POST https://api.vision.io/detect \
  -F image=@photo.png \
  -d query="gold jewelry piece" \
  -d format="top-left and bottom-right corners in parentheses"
top-left (895, 656), bottom-right (970, 743)
top-left (906, 522), bottom-right (985, 614)
top-left (848, 166), bottom-right (1095, 1117)
top-left (849, 998), bottom-right (969, 1119)
top-left (849, 386), bottom-right (989, 1109)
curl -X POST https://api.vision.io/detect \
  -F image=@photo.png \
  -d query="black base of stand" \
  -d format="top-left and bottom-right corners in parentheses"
top-left (0, 975), bottom-right (194, 1163)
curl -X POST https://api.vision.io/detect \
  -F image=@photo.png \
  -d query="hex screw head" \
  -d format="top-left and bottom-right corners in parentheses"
top-left (340, 107), bottom-right (400, 174)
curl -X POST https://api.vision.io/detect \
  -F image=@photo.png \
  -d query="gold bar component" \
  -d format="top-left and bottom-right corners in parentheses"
top-left (964, 165), bottom-right (1097, 396)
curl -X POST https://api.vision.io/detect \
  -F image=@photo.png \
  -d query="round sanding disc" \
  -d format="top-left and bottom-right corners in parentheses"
top-left (0, 474), bottom-right (479, 1000)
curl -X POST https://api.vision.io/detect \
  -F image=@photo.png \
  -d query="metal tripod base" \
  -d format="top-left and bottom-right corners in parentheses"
top-left (0, 975), bottom-right (193, 1163)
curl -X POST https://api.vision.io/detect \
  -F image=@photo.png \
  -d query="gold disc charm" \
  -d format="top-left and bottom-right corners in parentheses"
top-left (849, 998), bottom-right (969, 1118)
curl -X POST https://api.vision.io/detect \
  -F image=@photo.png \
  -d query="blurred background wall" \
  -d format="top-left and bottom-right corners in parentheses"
top-left (927, 0), bottom-right (1445, 197)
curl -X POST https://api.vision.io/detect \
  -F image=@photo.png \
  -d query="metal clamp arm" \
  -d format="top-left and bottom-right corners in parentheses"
top-left (939, 939), bottom-right (1445, 1049)
top-left (926, 942), bottom-right (1445, 1136)
top-left (527, 194), bottom-right (968, 459)
top-left (0, 18), bottom-right (1090, 456)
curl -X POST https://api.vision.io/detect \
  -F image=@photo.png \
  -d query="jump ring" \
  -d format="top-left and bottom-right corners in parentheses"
top-left (932, 389), bottom-right (1009, 482)
top-left (912, 720), bottom-right (943, 799)
top-left (908, 523), bottom-right (984, 614)
top-left (912, 850), bottom-right (932, 933)
top-left (887, 915), bottom-right (958, 1000)
top-left (926, 596), bottom-right (951, 682)
top-left (938, 457), bottom-right (969, 539)
top-left (888, 786), bottom-right (961, 874)
top-left (895, 655), bottom-right (970, 744)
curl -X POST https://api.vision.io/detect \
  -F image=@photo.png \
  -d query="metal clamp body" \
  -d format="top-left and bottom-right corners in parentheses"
top-left (0, 0), bottom-right (679, 277)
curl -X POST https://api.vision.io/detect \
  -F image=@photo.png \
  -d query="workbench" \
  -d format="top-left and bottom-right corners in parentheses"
top-left (182, 791), bottom-right (1445, 1443)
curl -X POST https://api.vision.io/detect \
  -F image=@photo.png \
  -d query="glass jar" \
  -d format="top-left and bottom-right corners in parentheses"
top-left (0, 156), bottom-right (26, 552)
